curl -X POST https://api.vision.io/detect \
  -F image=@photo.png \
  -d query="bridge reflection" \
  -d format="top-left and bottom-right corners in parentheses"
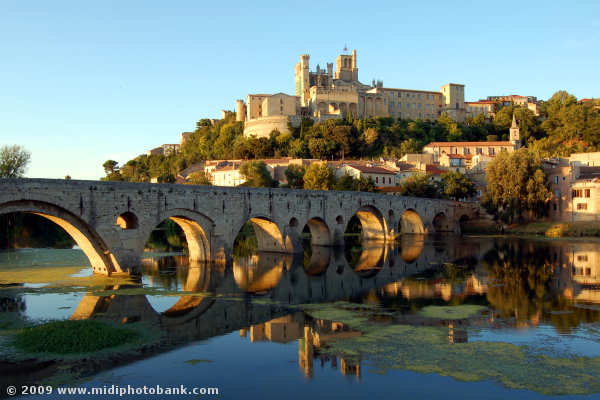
top-left (2, 236), bottom-right (600, 386)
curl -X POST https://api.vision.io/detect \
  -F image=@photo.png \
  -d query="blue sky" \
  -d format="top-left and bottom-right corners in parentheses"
top-left (1, 0), bottom-right (599, 180)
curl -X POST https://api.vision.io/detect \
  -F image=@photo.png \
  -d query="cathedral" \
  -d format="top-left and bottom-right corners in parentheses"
top-left (236, 50), bottom-right (466, 138)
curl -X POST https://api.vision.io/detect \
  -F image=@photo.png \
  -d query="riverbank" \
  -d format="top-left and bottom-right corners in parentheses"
top-left (462, 220), bottom-right (600, 238)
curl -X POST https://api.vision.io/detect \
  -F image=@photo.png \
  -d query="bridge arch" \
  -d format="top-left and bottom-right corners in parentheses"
top-left (236, 216), bottom-right (290, 253)
top-left (303, 217), bottom-right (332, 246)
top-left (142, 209), bottom-right (213, 262)
top-left (400, 209), bottom-right (425, 234)
top-left (0, 200), bottom-right (117, 274)
top-left (353, 205), bottom-right (387, 241)
top-left (116, 211), bottom-right (139, 230)
top-left (432, 212), bottom-right (453, 232)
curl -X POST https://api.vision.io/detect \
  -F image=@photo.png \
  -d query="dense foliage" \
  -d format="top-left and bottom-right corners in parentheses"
top-left (101, 91), bottom-right (600, 184)
top-left (482, 148), bottom-right (551, 222)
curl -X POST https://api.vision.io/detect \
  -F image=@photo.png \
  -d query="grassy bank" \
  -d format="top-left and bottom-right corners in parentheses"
top-left (461, 219), bottom-right (600, 238)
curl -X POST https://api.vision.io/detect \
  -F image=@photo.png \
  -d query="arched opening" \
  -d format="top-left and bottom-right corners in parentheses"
top-left (349, 103), bottom-right (358, 116)
top-left (339, 102), bottom-right (348, 116)
top-left (0, 200), bottom-right (116, 275)
top-left (336, 215), bottom-right (344, 225)
top-left (459, 214), bottom-right (470, 234)
top-left (234, 216), bottom-right (288, 254)
top-left (353, 206), bottom-right (386, 242)
top-left (317, 102), bottom-right (327, 115)
top-left (116, 212), bottom-right (139, 230)
top-left (302, 217), bottom-right (332, 247)
top-left (432, 212), bottom-right (451, 233)
top-left (142, 210), bottom-right (212, 263)
top-left (400, 209), bottom-right (425, 234)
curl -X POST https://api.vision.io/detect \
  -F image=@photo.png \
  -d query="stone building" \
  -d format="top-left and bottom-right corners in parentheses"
top-left (545, 152), bottom-right (600, 222)
top-left (236, 50), bottom-right (466, 138)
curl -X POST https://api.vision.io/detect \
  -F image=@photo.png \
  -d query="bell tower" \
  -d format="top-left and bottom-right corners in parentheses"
top-left (510, 113), bottom-right (521, 149)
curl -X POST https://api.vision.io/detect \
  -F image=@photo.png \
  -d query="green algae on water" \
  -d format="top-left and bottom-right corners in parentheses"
top-left (12, 320), bottom-right (141, 354)
top-left (419, 305), bottom-right (488, 320)
top-left (301, 302), bottom-right (600, 396)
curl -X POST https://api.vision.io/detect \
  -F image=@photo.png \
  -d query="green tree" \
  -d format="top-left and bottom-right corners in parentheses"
top-left (239, 160), bottom-right (274, 187)
top-left (187, 171), bottom-right (212, 185)
top-left (333, 174), bottom-right (357, 191)
top-left (303, 162), bottom-right (334, 190)
top-left (102, 160), bottom-right (119, 174)
top-left (355, 176), bottom-right (378, 192)
top-left (482, 148), bottom-right (551, 222)
top-left (0, 145), bottom-right (31, 178)
top-left (284, 164), bottom-right (306, 189)
top-left (441, 171), bottom-right (476, 200)
top-left (308, 138), bottom-right (337, 159)
top-left (398, 173), bottom-right (440, 198)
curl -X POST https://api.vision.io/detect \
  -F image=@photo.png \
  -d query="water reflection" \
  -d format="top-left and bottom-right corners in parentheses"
top-left (2, 236), bottom-right (600, 395)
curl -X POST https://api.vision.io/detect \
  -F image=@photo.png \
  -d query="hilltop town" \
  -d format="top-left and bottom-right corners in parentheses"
top-left (105, 49), bottom-right (600, 224)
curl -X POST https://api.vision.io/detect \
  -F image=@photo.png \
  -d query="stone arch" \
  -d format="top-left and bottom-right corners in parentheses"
top-left (432, 212), bottom-right (451, 232)
top-left (339, 102), bottom-right (348, 116)
top-left (237, 216), bottom-right (290, 253)
top-left (349, 103), bottom-right (358, 116)
top-left (458, 214), bottom-right (470, 234)
top-left (143, 209), bottom-right (213, 262)
top-left (304, 217), bottom-right (332, 246)
top-left (353, 205), bottom-right (387, 241)
top-left (366, 97), bottom-right (374, 116)
top-left (375, 98), bottom-right (383, 115)
top-left (0, 200), bottom-right (117, 274)
top-left (400, 209), bottom-right (425, 234)
top-left (329, 102), bottom-right (339, 113)
top-left (116, 211), bottom-right (138, 229)
top-left (317, 102), bottom-right (327, 115)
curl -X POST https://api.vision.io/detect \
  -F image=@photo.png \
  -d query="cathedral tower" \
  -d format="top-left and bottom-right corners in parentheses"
top-left (510, 113), bottom-right (521, 149)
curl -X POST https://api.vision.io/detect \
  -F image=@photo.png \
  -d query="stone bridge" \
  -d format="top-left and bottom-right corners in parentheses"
top-left (0, 178), bottom-right (480, 275)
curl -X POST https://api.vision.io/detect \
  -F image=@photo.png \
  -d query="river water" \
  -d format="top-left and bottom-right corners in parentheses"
top-left (1, 235), bottom-right (600, 399)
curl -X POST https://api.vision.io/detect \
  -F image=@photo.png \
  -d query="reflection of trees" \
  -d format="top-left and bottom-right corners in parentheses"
top-left (483, 243), bottom-right (553, 322)
top-left (544, 297), bottom-right (600, 334)
top-left (145, 220), bottom-right (187, 252)
top-left (233, 222), bottom-right (258, 257)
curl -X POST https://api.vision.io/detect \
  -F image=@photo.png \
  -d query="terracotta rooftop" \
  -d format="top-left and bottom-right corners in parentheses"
top-left (425, 164), bottom-right (447, 175)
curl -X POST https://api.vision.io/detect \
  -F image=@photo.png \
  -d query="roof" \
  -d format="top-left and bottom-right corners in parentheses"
top-left (425, 164), bottom-right (447, 175)
top-left (424, 141), bottom-right (514, 147)
top-left (447, 154), bottom-right (465, 159)
top-left (345, 165), bottom-right (396, 174)
top-left (178, 162), bottom-right (205, 179)
top-left (377, 87), bottom-right (442, 95)
top-left (577, 166), bottom-right (600, 180)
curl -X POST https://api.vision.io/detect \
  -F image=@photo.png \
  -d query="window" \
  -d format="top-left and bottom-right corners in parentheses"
top-left (399, 102), bottom-right (402, 108)
top-left (476, 148), bottom-right (482, 155)
top-left (585, 189), bottom-right (591, 198)
top-left (577, 255), bottom-right (589, 262)
top-left (554, 176), bottom-right (559, 184)
top-left (572, 189), bottom-right (583, 198)
top-left (464, 148), bottom-right (470, 155)
top-left (489, 148), bottom-right (495, 155)
top-left (553, 203), bottom-right (557, 210)
top-left (375, 177), bottom-right (379, 183)
top-left (577, 203), bottom-right (588, 210)
top-left (554, 189), bottom-right (560, 197)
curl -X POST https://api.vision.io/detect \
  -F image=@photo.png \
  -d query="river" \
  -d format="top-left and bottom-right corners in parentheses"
top-left (1, 235), bottom-right (599, 399)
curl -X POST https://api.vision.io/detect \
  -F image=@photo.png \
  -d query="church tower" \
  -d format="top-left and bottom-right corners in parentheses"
top-left (510, 113), bottom-right (521, 149)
